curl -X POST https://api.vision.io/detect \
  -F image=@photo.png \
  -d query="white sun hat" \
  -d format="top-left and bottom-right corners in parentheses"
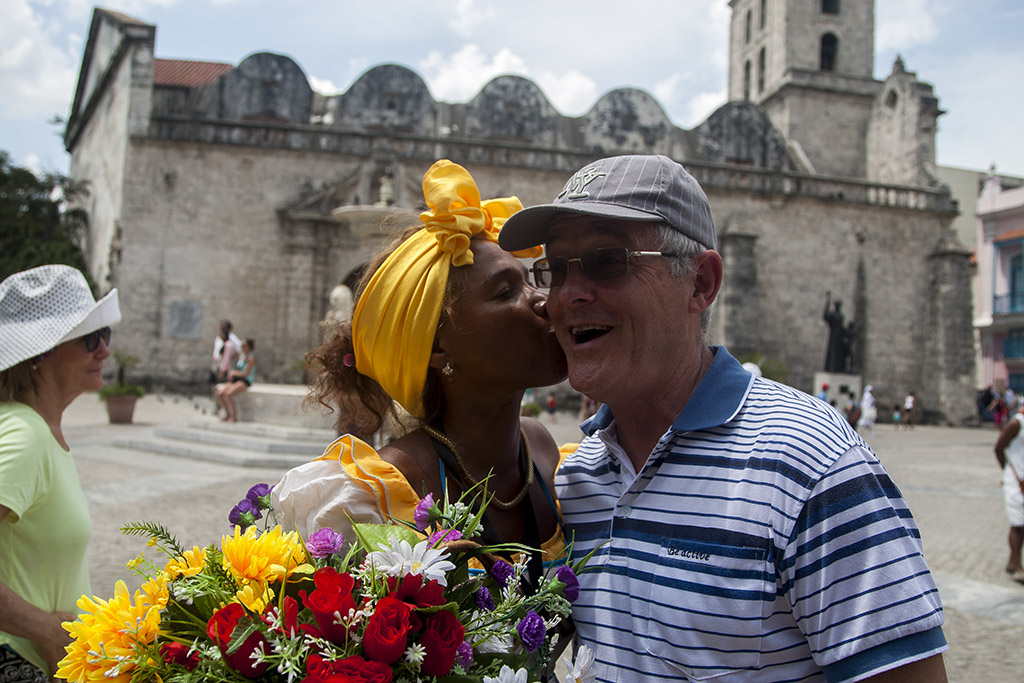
top-left (0, 264), bottom-right (121, 372)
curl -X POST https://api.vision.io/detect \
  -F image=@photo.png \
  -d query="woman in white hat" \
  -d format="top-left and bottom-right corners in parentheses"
top-left (0, 264), bottom-right (120, 682)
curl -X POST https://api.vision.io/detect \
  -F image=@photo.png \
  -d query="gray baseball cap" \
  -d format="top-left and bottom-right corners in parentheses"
top-left (498, 154), bottom-right (716, 251)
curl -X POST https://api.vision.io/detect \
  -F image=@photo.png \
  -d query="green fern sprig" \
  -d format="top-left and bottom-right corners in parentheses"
top-left (120, 521), bottom-right (186, 557)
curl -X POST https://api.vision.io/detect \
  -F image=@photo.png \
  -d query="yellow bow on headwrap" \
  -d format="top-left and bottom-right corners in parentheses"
top-left (351, 159), bottom-right (526, 418)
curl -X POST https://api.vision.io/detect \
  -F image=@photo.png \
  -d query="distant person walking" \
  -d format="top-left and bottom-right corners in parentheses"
top-left (903, 392), bottom-right (917, 429)
top-left (993, 408), bottom-right (1024, 582)
top-left (857, 384), bottom-right (877, 436)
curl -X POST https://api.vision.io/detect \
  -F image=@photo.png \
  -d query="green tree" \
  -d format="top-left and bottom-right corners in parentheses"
top-left (0, 150), bottom-right (90, 281)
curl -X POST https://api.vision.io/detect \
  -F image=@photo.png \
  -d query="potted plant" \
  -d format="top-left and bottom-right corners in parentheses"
top-left (98, 351), bottom-right (145, 424)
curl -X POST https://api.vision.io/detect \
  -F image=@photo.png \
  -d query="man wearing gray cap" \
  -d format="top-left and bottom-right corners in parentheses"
top-left (499, 155), bottom-right (947, 682)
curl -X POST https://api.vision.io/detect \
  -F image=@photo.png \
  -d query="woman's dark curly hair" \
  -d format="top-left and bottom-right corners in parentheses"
top-left (305, 224), bottom-right (471, 438)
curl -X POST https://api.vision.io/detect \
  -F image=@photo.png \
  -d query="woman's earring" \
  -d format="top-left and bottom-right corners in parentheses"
top-left (442, 361), bottom-right (453, 378)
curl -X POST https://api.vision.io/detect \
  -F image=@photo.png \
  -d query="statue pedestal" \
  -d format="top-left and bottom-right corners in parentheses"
top-left (813, 372), bottom-right (862, 407)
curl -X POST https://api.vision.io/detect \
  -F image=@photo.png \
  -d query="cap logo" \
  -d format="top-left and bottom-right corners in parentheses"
top-left (557, 167), bottom-right (606, 200)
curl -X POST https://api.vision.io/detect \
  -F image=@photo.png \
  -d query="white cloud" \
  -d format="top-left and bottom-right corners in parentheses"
top-left (0, 1), bottom-right (77, 120)
top-left (684, 89), bottom-right (728, 128)
top-left (308, 75), bottom-right (341, 95)
top-left (876, 0), bottom-right (943, 54)
top-left (418, 44), bottom-right (529, 102)
top-left (535, 70), bottom-right (597, 116)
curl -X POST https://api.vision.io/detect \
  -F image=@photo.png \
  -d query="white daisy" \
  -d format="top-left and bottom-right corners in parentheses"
top-left (561, 644), bottom-right (597, 683)
top-left (483, 665), bottom-right (529, 683)
top-left (365, 539), bottom-right (456, 586)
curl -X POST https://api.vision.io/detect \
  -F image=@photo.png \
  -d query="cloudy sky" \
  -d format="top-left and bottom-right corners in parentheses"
top-left (3, 0), bottom-right (1023, 179)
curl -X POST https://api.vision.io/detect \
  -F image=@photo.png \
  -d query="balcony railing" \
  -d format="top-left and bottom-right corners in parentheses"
top-left (1005, 337), bottom-right (1024, 359)
top-left (994, 294), bottom-right (1024, 315)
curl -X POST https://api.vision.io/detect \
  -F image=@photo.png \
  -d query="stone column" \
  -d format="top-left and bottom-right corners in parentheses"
top-left (925, 233), bottom-right (976, 424)
top-left (718, 230), bottom-right (759, 357)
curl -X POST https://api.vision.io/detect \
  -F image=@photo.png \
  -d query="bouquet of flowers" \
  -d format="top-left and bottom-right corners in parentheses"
top-left (56, 482), bottom-right (594, 683)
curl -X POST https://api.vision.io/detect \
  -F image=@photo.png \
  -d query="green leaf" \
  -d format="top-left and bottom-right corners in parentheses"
top-left (352, 522), bottom-right (422, 551)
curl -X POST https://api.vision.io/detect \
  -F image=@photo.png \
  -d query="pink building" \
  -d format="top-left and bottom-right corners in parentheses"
top-left (976, 171), bottom-right (1024, 395)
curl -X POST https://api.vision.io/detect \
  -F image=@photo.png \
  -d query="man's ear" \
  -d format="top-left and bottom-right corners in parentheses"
top-left (689, 250), bottom-right (723, 314)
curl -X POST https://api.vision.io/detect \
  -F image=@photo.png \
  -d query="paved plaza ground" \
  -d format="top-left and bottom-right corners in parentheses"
top-left (64, 392), bottom-right (1024, 682)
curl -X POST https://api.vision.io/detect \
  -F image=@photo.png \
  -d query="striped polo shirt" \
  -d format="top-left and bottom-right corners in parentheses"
top-left (557, 347), bottom-right (946, 682)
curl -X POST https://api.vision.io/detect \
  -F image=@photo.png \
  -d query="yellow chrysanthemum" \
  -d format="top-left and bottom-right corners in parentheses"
top-left (140, 574), bottom-right (170, 611)
top-left (57, 580), bottom-right (162, 683)
top-left (235, 581), bottom-right (274, 613)
top-left (164, 545), bottom-right (206, 579)
top-left (221, 525), bottom-right (310, 586)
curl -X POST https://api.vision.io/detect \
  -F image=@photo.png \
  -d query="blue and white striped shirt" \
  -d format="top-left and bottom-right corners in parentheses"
top-left (557, 347), bottom-right (946, 682)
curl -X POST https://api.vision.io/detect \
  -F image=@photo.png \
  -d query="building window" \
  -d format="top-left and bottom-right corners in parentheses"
top-left (757, 47), bottom-right (766, 93)
top-left (822, 0), bottom-right (839, 14)
top-left (745, 9), bottom-right (752, 43)
top-left (760, 0), bottom-right (767, 29)
top-left (1006, 329), bottom-right (1024, 361)
top-left (820, 33), bottom-right (838, 71)
top-left (1011, 372), bottom-right (1024, 395)
top-left (743, 60), bottom-right (751, 100)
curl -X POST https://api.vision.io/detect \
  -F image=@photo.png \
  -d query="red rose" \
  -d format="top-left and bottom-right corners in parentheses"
top-left (362, 596), bottom-right (413, 664)
top-left (206, 603), bottom-right (271, 678)
top-left (419, 609), bottom-right (465, 677)
top-left (303, 653), bottom-right (393, 683)
top-left (389, 573), bottom-right (446, 608)
top-left (300, 566), bottom-right (358, 642)
top-left (159, 641), bottom-right (199, 670)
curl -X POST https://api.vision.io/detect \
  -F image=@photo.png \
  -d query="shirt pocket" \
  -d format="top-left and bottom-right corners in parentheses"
top-left (640, 538), bottom-right (771, 681)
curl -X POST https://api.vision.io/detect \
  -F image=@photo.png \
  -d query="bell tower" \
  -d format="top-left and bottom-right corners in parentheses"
top-left (727, 0), bottom-right (880, 178)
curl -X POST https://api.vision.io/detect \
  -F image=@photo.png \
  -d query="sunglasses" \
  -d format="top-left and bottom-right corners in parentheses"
top-left (530, 247), bottom-right (678, 289)
top-left (81, 327), bottom-right (112, 352)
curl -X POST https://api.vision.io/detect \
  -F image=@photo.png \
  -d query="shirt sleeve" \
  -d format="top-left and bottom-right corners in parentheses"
top-left (780, 444), bottom-right (946, 679)
top-left (0, 411), bottom-right (46, 521)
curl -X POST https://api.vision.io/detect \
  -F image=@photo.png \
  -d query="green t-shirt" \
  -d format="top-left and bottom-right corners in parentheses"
top-left (0, 402), bottom-right (91, 673)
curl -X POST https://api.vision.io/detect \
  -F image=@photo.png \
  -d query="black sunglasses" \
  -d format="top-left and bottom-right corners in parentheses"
top-left (81, 326), bottom-right (112, 352)
top-left (531, 247), bottom-right (678, 289)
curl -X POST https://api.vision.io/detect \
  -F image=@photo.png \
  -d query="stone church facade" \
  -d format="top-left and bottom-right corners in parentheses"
top-left (64, 2), bottom-right (976, 424)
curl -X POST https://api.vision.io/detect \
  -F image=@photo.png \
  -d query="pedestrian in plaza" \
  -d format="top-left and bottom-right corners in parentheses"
top-left (893, 404), bottom-right (903, 429)
top-left (857, 383), bottom-right (877, 435)
top-left (210, 319), bottom-right (241, 384)
top-left (273, 159), bottom-right (569, 587)
top-left (993, 407), bottom-right (1024, 582)
top-left (0, 265), bottom-right (121, 682)
top-left (904, 391), bottom-right (917, 428)
top-left (499, 154), bottom-right (947, 681)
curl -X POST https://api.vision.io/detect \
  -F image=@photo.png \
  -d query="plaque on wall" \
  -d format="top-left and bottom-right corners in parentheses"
top-left (169, 301), bottom-right (202, 339)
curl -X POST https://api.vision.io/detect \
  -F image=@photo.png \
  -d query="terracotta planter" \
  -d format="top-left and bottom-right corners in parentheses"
top-left (105, 395), bottom-right (139, 424)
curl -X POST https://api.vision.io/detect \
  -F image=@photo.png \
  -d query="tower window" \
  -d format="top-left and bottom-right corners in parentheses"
top-left (820, 33), bottom-right (838, 71)
top-left (743, 60), bottom-right (751, 100)
top-left (745, 10), bottom-right (752, 44)
top-left (758, 47), bottom-right (766, 93)
top-left (760, 0), bottom-right (767, 29)
top-left (822, 0), bottom-right (839, 14)
top-left (885, 90), bottom-right (898, 109)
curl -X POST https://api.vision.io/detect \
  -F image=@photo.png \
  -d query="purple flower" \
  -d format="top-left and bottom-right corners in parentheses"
top-left (427, 528), bottom-right (463, 546)
top-left (228, 498), bottom-right (261, 530)
top-left (473, 586), bottom-right (495, 611)
top-left (414, 493), bottom-right (436, 531)
top-left (516, 610), bottom-right (545, 652)
top-left (555, 564), bottom-right (580, 603)
top-left (490, 559), bottom-right (514, 588)
top-left (246, 483), bottom-right (274, 510)
top-left (307, 527), bottom-right (345, 558)
top-left (456, 641), bottom-right (473, 669)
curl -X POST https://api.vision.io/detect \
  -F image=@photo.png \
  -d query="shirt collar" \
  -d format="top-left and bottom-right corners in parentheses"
top-left (581, 346), bottom-right (753, 437)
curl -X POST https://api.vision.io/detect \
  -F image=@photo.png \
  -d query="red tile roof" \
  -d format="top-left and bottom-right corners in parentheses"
top-left (154, 59), bottom-right (233, 87)
top-left (994, 228), bottom-right (1024, 244)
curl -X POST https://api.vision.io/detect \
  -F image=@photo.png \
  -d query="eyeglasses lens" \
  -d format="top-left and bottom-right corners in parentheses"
top-left (83, 327), bottom-right (112, 352)
top-left (532, 248), bottom-right (631, 289)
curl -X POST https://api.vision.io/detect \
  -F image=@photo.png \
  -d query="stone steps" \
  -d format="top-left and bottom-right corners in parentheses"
top-left (112, 419), bottom-right (336, 468)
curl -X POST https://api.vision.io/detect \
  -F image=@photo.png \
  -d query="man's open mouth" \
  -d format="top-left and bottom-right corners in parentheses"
top-left (571, 325), bottom-right (612, 344)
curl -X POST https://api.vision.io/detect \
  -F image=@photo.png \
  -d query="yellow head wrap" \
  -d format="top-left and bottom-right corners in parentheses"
top-left (351, 159), bottom-right (534, 418)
